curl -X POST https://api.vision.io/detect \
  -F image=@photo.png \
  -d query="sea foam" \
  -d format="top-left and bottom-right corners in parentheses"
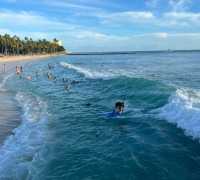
top-left (158, 88), bottom-right (200, 140)
top-left (60, 61), bottom-right (122, 79)
top-left (0, 92), bottom-right (49, 179)
top-left (0, 73), bottom-right (13, 92)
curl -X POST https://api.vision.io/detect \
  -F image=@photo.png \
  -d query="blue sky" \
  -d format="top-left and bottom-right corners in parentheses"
top-left (0, 0), bottom-right (200, 52)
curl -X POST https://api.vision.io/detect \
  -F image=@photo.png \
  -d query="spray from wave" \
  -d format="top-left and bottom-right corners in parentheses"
top-left (0, 92), bottom-right (49, 179)
top-left (157, 88), bottom-right (200, 140)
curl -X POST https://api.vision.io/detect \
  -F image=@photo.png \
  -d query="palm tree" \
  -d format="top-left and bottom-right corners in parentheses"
top-left (0, 33), bottom-right (65, 56)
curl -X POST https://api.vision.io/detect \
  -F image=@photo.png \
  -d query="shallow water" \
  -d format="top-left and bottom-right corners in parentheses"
top-left (1, 52), bottom-right (200, 180)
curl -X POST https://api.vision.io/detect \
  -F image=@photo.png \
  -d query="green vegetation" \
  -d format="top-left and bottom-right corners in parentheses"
top-left (0, 34), bottom-right (65, 56)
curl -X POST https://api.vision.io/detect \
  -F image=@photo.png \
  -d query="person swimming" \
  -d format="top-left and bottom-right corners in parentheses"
top-left (107, 101), bottom-right (125, 118)
top-left (64, 84), bottom-right (70, 91)
top-left (26, 75), bottom-right (32, 80)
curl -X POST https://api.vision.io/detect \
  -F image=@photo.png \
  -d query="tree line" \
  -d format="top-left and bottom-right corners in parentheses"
top-left (0, 34), bottom-right (65, 56)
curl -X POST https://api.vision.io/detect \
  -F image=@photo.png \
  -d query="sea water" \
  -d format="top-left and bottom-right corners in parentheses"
top-left (0, 51), bottom-right (200, 180)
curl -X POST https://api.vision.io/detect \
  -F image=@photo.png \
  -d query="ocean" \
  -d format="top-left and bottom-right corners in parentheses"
top-left (0, 51), bottom-right (200, 180)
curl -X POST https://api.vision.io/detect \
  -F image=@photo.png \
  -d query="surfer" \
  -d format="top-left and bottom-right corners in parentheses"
top-left (107, 101), bottom-right (125, 118)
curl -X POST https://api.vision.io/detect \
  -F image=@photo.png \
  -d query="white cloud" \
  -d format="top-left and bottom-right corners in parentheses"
top-left (91, 11), bottom-right (155, 25)
top-left (105, 11), bottom-right (154, 22)
top-left (43, 0), bottom-right (100, 12)
top-left (145, 0), bottom-right (160, 8)
top-left (163, 12), bottom-right (200, 26)
top-left (169, 0), bottom-right (192, 11)
top-left (154, 32), bottom-right (168, 39)
top-left (0, 9), bottom-right (200, 51)
top-left (99, 10), bottom-right (200, 28)
top-left (75, 31), bottom-right (109, 40)
top-left (0, 10), bottom-right (76, 32)
top-left (0, 28), bottom-right (13, 34)
top-left (65, 32), bottom-right (200, 52)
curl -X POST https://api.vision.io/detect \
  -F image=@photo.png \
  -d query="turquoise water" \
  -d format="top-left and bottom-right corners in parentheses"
top-left (1, 52), bottom-right (200, 180)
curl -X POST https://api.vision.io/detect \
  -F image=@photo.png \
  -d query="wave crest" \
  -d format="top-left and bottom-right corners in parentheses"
top-left (0, 92), bottom-right (49, 179)
top-left (158, 88), bottom-right (200, 140)
top-left (60, 61), bottom-right (122, 79)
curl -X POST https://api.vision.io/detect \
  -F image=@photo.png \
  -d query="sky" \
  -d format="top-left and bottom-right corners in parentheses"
top-left (0, 0), bottom-right (200, 52)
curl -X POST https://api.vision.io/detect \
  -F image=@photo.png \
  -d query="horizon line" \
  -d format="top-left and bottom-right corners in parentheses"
top-left (67, 49), bottom-right (200, 55)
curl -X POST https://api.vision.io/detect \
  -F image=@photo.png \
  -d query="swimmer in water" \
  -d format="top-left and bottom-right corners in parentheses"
top-left (64, 84), bottom-right (70, 91)
top-left (107, 101), bottom-right (124, 117)
top-left (20, 66), bottom-right (23, 73)
top-left (71, 80), bottom-right (80, 85)
top-left (62, 78), bottom-right (69, 83)
top-left (26, 76), bottom-right (32, 80)
top-left (47, 72), bottom-right (53, 80)
top-left (48, 63), bottom-right (53, 70)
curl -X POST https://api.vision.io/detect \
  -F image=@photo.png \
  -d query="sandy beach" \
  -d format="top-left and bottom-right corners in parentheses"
top-left (0, 54), bottom-right (62, 63)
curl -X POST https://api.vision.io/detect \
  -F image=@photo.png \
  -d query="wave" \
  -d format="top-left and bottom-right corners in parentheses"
top-left (60, 61), bottom-right (125, 79)
top-left (157, 88), bottom-right (200, 140)
top-left (60, 61), bottom-right (109, 79)
top-left (0, 92), bottom-right (49, 179)
top-left (0, 73), bottom-right (13, 91)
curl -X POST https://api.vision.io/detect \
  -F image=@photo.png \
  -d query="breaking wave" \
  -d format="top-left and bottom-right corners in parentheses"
top-left (0, 92), bottom-right (49, 179)
top-left (158, 88), bottom-right (200, 140)
top-left (60, 61), bottom-right (133, 79)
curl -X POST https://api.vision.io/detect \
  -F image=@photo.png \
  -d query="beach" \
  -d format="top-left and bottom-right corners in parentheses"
top-left (0, 54), bottom-right (61, 63)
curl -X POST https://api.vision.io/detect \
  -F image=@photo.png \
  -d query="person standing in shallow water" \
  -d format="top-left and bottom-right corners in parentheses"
top-left (16, 66), bottom-right (20, 75)
top-left (107, 101), bottom-right (125, 118)
top-left (2, 64), bottom-right (6, 73)
top-left (20, 66), bottom-right (23, 73)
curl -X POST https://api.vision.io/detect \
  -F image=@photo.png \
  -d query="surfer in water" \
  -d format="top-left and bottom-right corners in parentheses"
top-left (107, 101), bottom-right (125, 118)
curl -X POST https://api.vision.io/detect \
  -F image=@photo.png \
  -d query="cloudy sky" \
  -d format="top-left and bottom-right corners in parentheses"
top-left (0, 0), bottom-right (200, 52)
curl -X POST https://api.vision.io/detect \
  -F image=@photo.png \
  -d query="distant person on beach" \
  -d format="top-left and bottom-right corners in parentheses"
top-left (107, 101), bottom-right (125, 118)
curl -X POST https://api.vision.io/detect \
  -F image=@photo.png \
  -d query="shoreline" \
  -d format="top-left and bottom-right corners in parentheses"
top-left (0, 53), bottom-right (63, 145)
top-left (0, 53), bottom-right (64, 63)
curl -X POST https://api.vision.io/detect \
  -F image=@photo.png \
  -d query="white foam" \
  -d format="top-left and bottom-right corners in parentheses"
top-left (157, 88), bottom-right (200, 140)
top-left (0, 73), bottom-right (13, 91)
top-left (60, 61), bottom-right (119, 79)
top-left (0, 92), bottom-right (49, 179)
